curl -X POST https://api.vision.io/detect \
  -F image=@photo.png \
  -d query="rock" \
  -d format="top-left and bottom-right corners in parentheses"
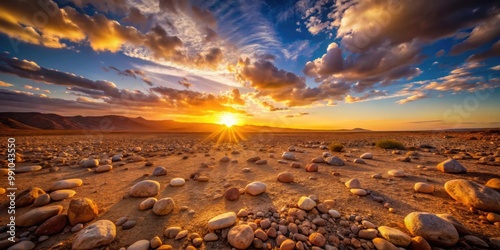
top-left (17, 205), bottom-right (63, 227)
top-left (127, 240), bottom-right (150, 250)
top-left (486, 178), bottom-right (500, 191)
top-left (378, 226), bottom-right (411, 247)
top-left (204, 233), bottom-right (218, 242)
top-left (360, 153), bottom-right (373, 159)
top-left (325, 156), bottom-right (345, 166)
top-left (291, 162), bottom-right (301, 168)
top-left (170, 178), bottom-right (185, 187)
top-left (305, 163), bottom-right (319, 172)
top-left (95, 165), bottom-right (112, 173)
top-left (164, 227), bottom-right (181, 238)
top-left (224, 187), bottom-right (240, 201)
top-left (372, 238), bottom-right (399, 250)
top-left (394, 156), bottom-right (411, 162)
top-left (128, 155), bottom-right (145, 162)
top-left (487, 213), bottom-right (500, 223)
top-left (220, 156), bottom-right (230, 162)
top-left (350, 188), bottom-right (367, 196)
top-left (33, 194), bottom-right (51, 207)
top-left (152, 167), bottom-right (167, 176)
top-left (404, 212), bottom-right (459, 246)
top-left (34, 214), bottom-right (67, 236)
top-left (16, 187), bottom-right (45, 207)
top-left (283, 152), bottom-right (298, 161)
top-left (50, 189), bottom-right (76, 201)
top-left (353, 158), bottom-right (366, 164)
top-left (414, 182), bottom-right (434, 194)
top-left (388, 169), bottom-right (405, 177)
top-left (72, 223), bottom-right (84, 232)
top-left (280, 239), bottom-right (296, 250)
top-left (277, 172), bottom-right (294, 183)
top-left (115, 217), bottom-right (128, 226)
top-left (139, 198), bottom-right (157, 210)
top-left (197, 176), bottom-right (209, 182)
top-left (464, 235), bottom-right (489, 248)
top-left (489, 237), bottom-right (500, 249)
top-left (68, 198), bottom-right (99, 226)
top-left (329, 210), bottom-right (341, 218)
top-left (227, 225), bottom-right (253, 249)
top-left (129, 180), bottom-right (160, 197)
top-left (208, 212), bottom-right (237, 230)
top-left (14, 165), bottom-right (42, 173)
top-left (150, 236), bottom-right (162, 249)
top-left (50, 178), bottom-right (83, 191)
top-left (112, 154), bottom-right (122, 162)
top-left (311, 157), bottom-right (325, 163)
top-left (7, 241), bottom-right (35, 250)
top-left (83, 159), bottom-right (99, 168)
top-left (409, 236), bottom-right (431, 250)
top-left (437, 159), bottom-right (467, 173)
top-left (444, 179), bottom-right (500, 213)
top-left (298, 196), bottom-right (316, 210)
top-left (245, 181), bottom-right (267, 195)
top-left (309, 233), bottom-right (326, 247)
top-left (345, 178), bottom-right (361, 188)
top-left (358, 229), bottom-right (378, 240)
top-left (72, 220), bottom-right (116, 250)
top-left (255, 159), bottom-right (267, 165)
top-left (436, 214), bottom-right (471, 235)
top-left (247, 156), bottom-right (261, 162)
top-left (122, 220), bottom-right (136, 230)
top-left (152, 198), bottom-right (175, 215)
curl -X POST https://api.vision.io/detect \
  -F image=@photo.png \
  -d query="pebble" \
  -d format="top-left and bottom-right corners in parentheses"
top-left (129, 180), bottom-right (160, 198)
top-left (227, 225), bottom-right (253, 249)
top-left (152, 198), bottom-right (175, 215)
top-left (305, 163), bottom-right (318, 172)
top-left (17, 205), bottom-right (63, 227)
top-left (6, 241), bottom-right (35, 250)
top-left (150, 236), bottom-right (162, 249)
top-left (170, 178), bottom-right (186, 187)
top-left (208, 212), bottom-right (237, 230)
top-left (139, 197), bottom-right (157, 210)
top-left (204, 233), bottom-right (218, 241)
top-left (350, 188), bottom-right (367, 196)
top-left (50, 189), bottom-right (76, 201)
top-left (414, 182), bottom-right (434, 194)
top-left (297, 196), bottom-right (316, 210)
top-left (345, 178), bottom-right (361, 188)
top-left (164, 227), bottom-right (181, 238)
top-left (127, 239), bottom-right (150, 250)
top-left (378, 226), bottom-right (412, 247)
top-left (245, 181), bottom-right (267, 195)
top-left (95, 164), bottom-right (112, 173)
top-left (224, 187), bottom-right (240, 201)
top-left (50, 178), bottom-right (83, 191)
top-left (152, 167), bottom-right (167, 176)
top-left (67, 198), bottom-right (99, 226)
top-left (72, 220), bottom-right (116, 250)
top-left (360, 153), bottom-right (373, 159)
top-left (277, 172), bottom-right (294, 183)
top-left (122, 220), bottom-right (136, 230)
top-left (387, 169), bottom-right (406, 177)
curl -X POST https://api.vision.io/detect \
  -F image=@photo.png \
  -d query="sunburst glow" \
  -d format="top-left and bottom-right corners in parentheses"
top-left (220, 113), bottom-right (237, 127)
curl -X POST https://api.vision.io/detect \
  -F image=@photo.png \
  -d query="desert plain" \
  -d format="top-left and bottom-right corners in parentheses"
top-left (0, 130), bottom-right (499, 250)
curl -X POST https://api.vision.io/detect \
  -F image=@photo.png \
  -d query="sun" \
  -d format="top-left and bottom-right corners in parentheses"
top-left (220, 113), bottom-right (237, 127)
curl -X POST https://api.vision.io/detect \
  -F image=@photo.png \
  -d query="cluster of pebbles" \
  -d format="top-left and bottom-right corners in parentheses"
top-left (0, 131), bottom-right (499, 250)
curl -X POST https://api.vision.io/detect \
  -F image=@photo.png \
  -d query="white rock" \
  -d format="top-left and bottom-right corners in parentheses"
top-left (360, 153), bottom-right (373, 159)
top-left (170, 178), bottom-right (186, 187)
top-left (245, 181), bottom-right (267, 195)
top-left (282, 152), bottom-right (296, 160)
top-left (207, 212), bottom-right (237, 230)
top-left (345, 178), bottom-right (361, 188)
top-left (298, 196), bottom-right (316, 210)
top-left (72, 220), bottom-right (116, 250)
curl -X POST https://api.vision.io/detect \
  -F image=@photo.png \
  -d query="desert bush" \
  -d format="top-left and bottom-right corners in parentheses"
top-left (375, 139), bottom-right (405, 150)
top-left (329, 143), bottom-right (344, 152)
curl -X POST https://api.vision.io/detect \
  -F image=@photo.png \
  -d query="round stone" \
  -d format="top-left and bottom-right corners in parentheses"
top-left (224, 187), bottom-right (240, 201)
top-left (50, 179), bottom-right (83, 191)
top-left (50, 189), bottom-right (76, 201)
top-left (207, 212), bottom-right (237, 230)
top-left (360, 153), bottom-right (373, 159)
top-left (67, 198), bottom-right (99, 226)
top-left (345, 178), bottom-right (361, 188)
top-left (297, 196), bottom-right (316, 210)
top-left (227, 225), bottom-right (253, 249)
top-left (404, 212), bottom-right (459, 247)
top-left (129, 180), bottom-right (160, 198)
top-left (170, 178), bottom-right (186, 187)
top-left (72, 220), bottom-right (116, 250)
top-left (378, 226), bottom-right (412, 247)
top-left (388, 169), bottom-right (406, 177)
top-left (414, 182), bottom-right (434, 194)
top-left (152, 198), bottom-right (175, 215)
top-left (95, 165), bottom-right (112, 173)
top-left (437, 158), bottom-right (467, 173)
top-left (305, 163), bottom-right (319, 172)
top-left (445, 179), bottom-right (500, 213)
top-left (245, 181), bottom-right (267, 196)
top-left (152, 167), bottom-right (167, 176)
top-left (350, 188), bottom-right (367, 196)
top-left (277, 172), bottom-right (294, 183)
top-left (139, 198), bottom-right (157, 210)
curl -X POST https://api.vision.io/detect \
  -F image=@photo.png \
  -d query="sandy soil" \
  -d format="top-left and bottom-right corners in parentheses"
top-left (0, 130), bottom-right (499, 249)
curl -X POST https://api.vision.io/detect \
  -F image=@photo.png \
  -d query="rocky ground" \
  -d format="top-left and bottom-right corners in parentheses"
top-left (0, 130), bottom-right (499, 250)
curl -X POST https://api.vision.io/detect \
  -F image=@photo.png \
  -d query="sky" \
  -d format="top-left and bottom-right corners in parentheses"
top-left (0, 0), bottom-right (499, 131)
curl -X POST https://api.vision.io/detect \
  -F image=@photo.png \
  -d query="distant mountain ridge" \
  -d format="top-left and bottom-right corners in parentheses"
top-left (0, 112), bottom-right (370, 132)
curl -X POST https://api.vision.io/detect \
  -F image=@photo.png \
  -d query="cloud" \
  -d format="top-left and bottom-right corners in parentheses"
top-left (409, 120), bottom-right (442, 124)
top-left (451, 14), bottom-right (500, 54)
top-left (284, 112), bottom-right (310, 118)
top-left (396, 94), bottom-right (427, 104)
top-left (71, 0), bottom-right (129, 13)
top-left (491, 65), bottom-right (500, 71)
top-left (467, 40), bottom-right (500, 62)
top-left (178, 78), bottom-right (193, 89)
top-left (108, 66), bottom-right (146, 79)
top-left (344, 90), bottom-right (388, 103)
top-left (435, 49), bottom-right (445, 58)
top-left (334, 1), bottom-right (499, 52)
top-left (142, 78), bottom-right (153, 86)
top-left (0, 80), bottom-right (13, 87)
top-left (122, 7), bottom-right (149, 25)
top-left (260, 101), bottom-right (288, 111)
top-left (304, 42), bottom-right (423, 92)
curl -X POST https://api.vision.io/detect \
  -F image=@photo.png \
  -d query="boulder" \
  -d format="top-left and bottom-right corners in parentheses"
top-left (129, 180), bottom-right (160, 198)
top-left (404, 212), bottom-right (459, 247)
top-left (437, 159), bottom-right (467, 173)
top-left (72, 220), bottom-right (116, 250)
top-left (68, 198), bottom-right (99, 226)
top-left (444, 179), bottom-right (500, 213)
